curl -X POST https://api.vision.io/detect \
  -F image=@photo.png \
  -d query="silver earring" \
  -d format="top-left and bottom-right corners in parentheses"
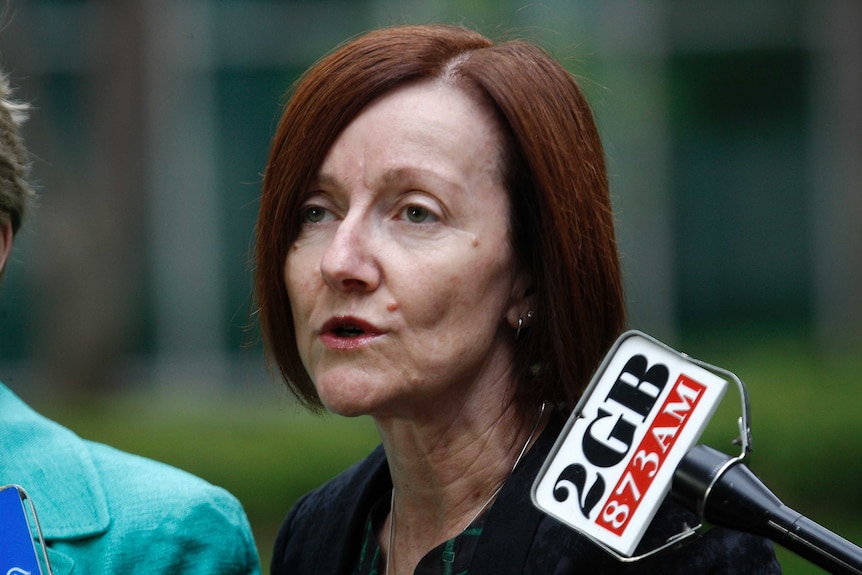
top-left (516, 310), bottom-right (534, 339)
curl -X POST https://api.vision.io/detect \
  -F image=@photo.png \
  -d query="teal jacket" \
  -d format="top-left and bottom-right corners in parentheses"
top-left (1, 383), bottom-right (261, 574)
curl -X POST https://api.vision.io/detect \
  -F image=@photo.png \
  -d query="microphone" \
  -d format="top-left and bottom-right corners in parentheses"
top-left (673, 444), bottom-right (862, 575)
top-left (531, 330), bottom-right (862, 573)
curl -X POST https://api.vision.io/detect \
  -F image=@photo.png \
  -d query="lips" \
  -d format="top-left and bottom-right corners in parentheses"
top-left (319, 316), bottom-right (383, 349)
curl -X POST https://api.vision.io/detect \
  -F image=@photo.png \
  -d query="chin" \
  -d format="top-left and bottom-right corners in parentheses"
top-left (320, 399), bottom-right (368, 418)
top-left (319, 387), bottom-right (404, 420)
top-left (313, 369), bottom-right (406, 419)
top-left (316, 383), bottom-right (381, 418)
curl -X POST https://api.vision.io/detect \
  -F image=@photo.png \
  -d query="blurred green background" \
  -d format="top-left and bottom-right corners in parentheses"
top-left (1, 1), bottom-right (860, 573)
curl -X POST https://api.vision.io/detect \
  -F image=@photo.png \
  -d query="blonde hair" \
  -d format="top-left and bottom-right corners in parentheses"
top-left (0, 69), bottom-right (33, 234)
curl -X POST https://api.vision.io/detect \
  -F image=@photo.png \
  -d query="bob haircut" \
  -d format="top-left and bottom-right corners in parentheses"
top-left (255, 24), bottom-right (625, 413)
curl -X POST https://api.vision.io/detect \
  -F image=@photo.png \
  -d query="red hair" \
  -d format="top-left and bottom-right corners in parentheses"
top-left (255, 24), bottom-right (625, 413)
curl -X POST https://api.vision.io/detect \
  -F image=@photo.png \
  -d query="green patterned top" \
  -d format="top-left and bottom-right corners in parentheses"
top-left (352, 492), bottom-right (484, 575)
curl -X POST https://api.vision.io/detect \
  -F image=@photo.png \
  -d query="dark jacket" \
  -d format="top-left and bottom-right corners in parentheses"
top-left (272, 412), bottom-right (781, 574)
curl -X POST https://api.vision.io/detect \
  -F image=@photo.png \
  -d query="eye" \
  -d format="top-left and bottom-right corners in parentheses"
top-left (405, 205), bottom-right (429, 223)
top-left (301, 205), bottom-right (330, 224)
top-left (400, 204), bottom-right (438, 224)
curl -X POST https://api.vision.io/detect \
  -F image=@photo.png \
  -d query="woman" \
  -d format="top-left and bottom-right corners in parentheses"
top-left (255, 24), bottom-right (780, 574)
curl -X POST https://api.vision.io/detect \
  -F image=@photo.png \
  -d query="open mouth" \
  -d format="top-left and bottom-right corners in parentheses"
top-left (333, 325), bottom-right (365, 338)
top-left (322, 316), bottom-right (380, 341)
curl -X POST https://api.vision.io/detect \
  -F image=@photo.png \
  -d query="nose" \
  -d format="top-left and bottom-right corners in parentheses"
top-left (320, 213), bottom-right (380, 293)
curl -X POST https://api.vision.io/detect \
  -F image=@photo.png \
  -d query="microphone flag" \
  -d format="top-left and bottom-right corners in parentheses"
top-left (0, 486), bottom-right (43, 575)
top-left (532, 331), bottom-right (728, 557)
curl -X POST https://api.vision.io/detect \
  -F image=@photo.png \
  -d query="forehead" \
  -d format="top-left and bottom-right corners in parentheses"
top-left (319, 80), bottom-right (506, 181)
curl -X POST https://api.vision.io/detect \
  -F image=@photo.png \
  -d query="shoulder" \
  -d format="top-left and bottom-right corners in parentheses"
top-left (272, 445), bottom-right (389, 574)
top-left (480, 409), bottom-right (780, 574)
top-left (82, 440), bottom-right (261, 574)
top-left (635, 499), bottom-right (781, 573)
top-left (0, 385), bottom-right (260, 573)
top-left (87, 439), bottom-right (238, 507)
top-left (524, 499), bottom-right (781, 575)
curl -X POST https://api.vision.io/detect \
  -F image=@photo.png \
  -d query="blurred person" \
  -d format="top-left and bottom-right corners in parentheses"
top-left (0, 70), bottom-right (261, 574)
top-left (255, 24), bottom-right (781, 574)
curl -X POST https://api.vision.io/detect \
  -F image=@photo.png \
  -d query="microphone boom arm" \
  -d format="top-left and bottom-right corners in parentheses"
top-left (673, 444), bottom-right (862, 575)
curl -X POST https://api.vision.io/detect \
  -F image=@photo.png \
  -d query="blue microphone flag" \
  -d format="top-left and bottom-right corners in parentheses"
top-left (0, 486), bottom-right (43, 575)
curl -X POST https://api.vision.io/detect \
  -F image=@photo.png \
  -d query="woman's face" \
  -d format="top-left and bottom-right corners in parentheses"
top-left (285, 80), bottom-right (529, 419)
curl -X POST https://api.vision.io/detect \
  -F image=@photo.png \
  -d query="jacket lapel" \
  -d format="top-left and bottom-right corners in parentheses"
top-left (1, 384), bottom-right (111, 548)
top-left (321, 446), bottom-right (391, 574)
top-left (471, 412), bottom-right (565, 574)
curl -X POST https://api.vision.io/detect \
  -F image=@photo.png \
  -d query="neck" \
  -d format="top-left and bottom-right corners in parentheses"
top-left (378, 401), bottom-right (547, 574)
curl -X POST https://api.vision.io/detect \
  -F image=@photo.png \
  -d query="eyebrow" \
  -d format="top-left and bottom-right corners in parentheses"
top-left (312, 166), bottom-right (464, 195)
top-left (379, 167), bottom-right (418, 187)
top-left (308, 172), bottom-right (340, 191)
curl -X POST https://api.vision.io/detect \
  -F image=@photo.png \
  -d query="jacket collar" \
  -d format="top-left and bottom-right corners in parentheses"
top-left (1, 383), bottom-right (111, 541)
top-left (470, 410), bottom-right (565, 574)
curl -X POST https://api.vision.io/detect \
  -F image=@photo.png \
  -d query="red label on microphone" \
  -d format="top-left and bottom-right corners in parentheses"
top-left (531, 331), bottom-right (728, 557)
top-left (596, 375), bottom-right (706, 535)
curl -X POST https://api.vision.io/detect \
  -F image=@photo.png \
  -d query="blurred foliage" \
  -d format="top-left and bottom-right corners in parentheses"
top-left (685, 329), bottom-right (862, 574)
top-left (37, 334), bottom-right (862, 573)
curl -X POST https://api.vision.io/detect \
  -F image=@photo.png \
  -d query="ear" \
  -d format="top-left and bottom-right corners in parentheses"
top-left (505, 267), bottom-right (535, 331)
top-left (0, 219), bottom-right (13, 275)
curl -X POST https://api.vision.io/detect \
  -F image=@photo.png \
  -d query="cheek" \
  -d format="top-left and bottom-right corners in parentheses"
top-left (284, 261), bottom-right (318, 372)
top-left (400, 253), bottom-right (512, 331)
top-left (283, 255), bottom-right (320, 357)
top-left (284, 250), bottom-right (318, 306)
